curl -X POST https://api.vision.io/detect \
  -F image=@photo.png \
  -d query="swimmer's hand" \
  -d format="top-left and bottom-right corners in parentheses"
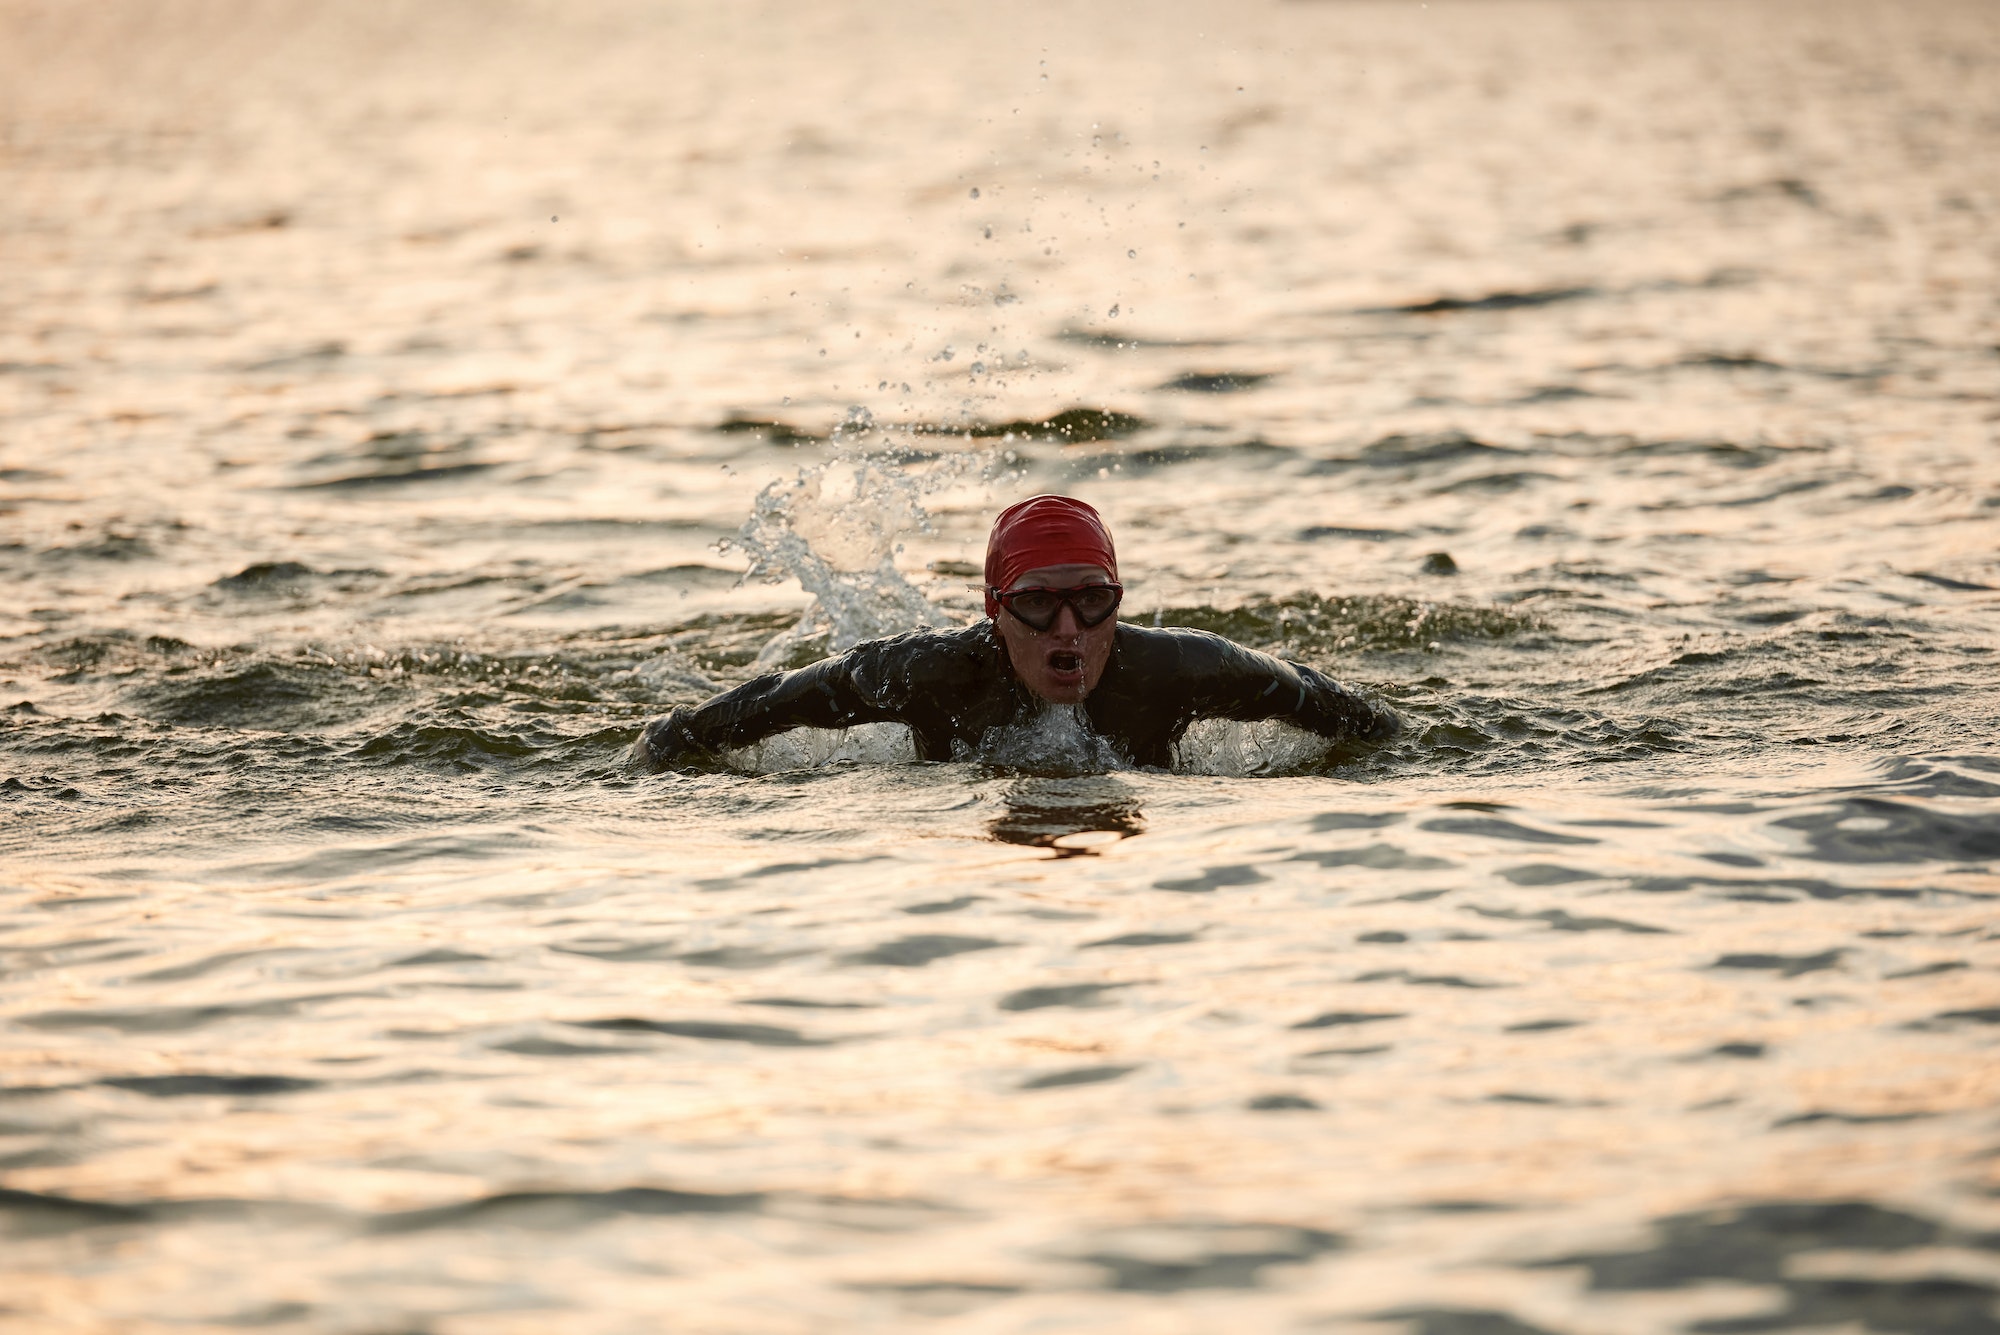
top-left (1363, 698), bottom-right (1402, 742)
top-left (638, 708), bottom-right (717, 773)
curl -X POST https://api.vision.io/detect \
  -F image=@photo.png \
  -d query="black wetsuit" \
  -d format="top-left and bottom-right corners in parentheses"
top-left (638, 621), bottom-right (1395, 771)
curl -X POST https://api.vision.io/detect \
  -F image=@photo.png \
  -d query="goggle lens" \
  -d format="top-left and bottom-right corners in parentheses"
top-left (996, 584), bottom-right (1123, 631)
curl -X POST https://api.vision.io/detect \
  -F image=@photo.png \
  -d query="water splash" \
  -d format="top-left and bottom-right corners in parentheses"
top-left (717, 721), bottom-right (919, 772)
top-left (1172, 717), bottom-right (1337, 776)
top-left (966, 702), bottom-right (1129, 776)
top-left (727, 437), bottom-right (991, 670)
top-left (709, 711), bottom-right (1332, 779)
top-left (622, 647), bottom-right (719, 698)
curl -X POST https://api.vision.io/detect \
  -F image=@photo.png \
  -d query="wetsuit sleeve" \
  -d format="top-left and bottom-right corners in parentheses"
top-left (637, 641), bottom-right (915, 772)
top-left (1177, 632), bottom-right (1397, 743)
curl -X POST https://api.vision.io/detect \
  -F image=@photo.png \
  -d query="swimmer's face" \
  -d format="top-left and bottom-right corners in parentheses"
top-left (994, 563), bottom-right (1118, 704)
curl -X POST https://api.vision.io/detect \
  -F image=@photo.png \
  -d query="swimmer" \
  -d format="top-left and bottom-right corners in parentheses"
top-left (638, 494), bottom-right (1396, 770)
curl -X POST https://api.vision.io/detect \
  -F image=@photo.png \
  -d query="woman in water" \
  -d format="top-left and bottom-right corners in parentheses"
top-left (638, 495), bottom-right (1395, 770)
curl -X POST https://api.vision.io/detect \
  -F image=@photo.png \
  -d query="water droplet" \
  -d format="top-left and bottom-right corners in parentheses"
top-left (1107, 305), bottom-right (1120, 318)
top-left (1127, 249), bottom-right (1136, 259)
top-left (971, 362), bottom-right (986, 375)
top-left (550, 215), bottom-right (559, 222)
top-left (969, 187), bottom-right (980, 199)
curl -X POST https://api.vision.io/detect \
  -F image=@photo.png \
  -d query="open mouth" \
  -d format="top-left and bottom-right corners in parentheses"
top-left (1048, 650), bottom-right (1083, 674)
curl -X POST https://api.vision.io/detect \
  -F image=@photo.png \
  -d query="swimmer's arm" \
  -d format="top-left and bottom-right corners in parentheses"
top-left (637, 648), bottom-right (905, 772)
top-left (1192, 637), bottom-right (1398, 742)
top-left (1279, 660), bottom-right (1399, 742)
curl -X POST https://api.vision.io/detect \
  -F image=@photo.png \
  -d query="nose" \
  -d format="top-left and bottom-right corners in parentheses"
top-left (1049, 602), bottom-right (1083, 637)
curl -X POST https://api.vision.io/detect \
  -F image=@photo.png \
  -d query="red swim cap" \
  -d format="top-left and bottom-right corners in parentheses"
top-left (983, 495), bottom-right (1118, 617)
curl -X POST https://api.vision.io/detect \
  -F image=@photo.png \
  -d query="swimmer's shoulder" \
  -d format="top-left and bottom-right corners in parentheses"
top-left (1111, 621), bottom-right (1258, 670)
top-left (845, 621), bottom-right (1003, 688)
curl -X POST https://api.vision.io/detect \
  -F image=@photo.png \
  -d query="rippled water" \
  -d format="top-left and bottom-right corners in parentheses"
top-left (4, 1), bottom-right (1999, 1330)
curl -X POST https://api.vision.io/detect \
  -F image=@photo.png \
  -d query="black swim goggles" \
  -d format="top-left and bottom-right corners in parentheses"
top-left (990, 582), bottom-right (1124, 632)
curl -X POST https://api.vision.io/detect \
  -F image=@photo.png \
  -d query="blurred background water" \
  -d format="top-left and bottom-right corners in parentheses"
top-left (2, 1), bottom-right (1998, 1331)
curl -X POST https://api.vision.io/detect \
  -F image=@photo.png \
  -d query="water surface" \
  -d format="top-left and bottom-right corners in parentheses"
top-left (3, 1), bottom-right (1998, 1330)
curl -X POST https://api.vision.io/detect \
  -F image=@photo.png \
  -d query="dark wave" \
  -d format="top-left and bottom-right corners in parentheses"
top-left (0, 1182), bottom-right (944, 1239)
top-left (1359, 285), bottom-right (1599, 315)
top-left (125, 661), bottom-right (405, 732)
